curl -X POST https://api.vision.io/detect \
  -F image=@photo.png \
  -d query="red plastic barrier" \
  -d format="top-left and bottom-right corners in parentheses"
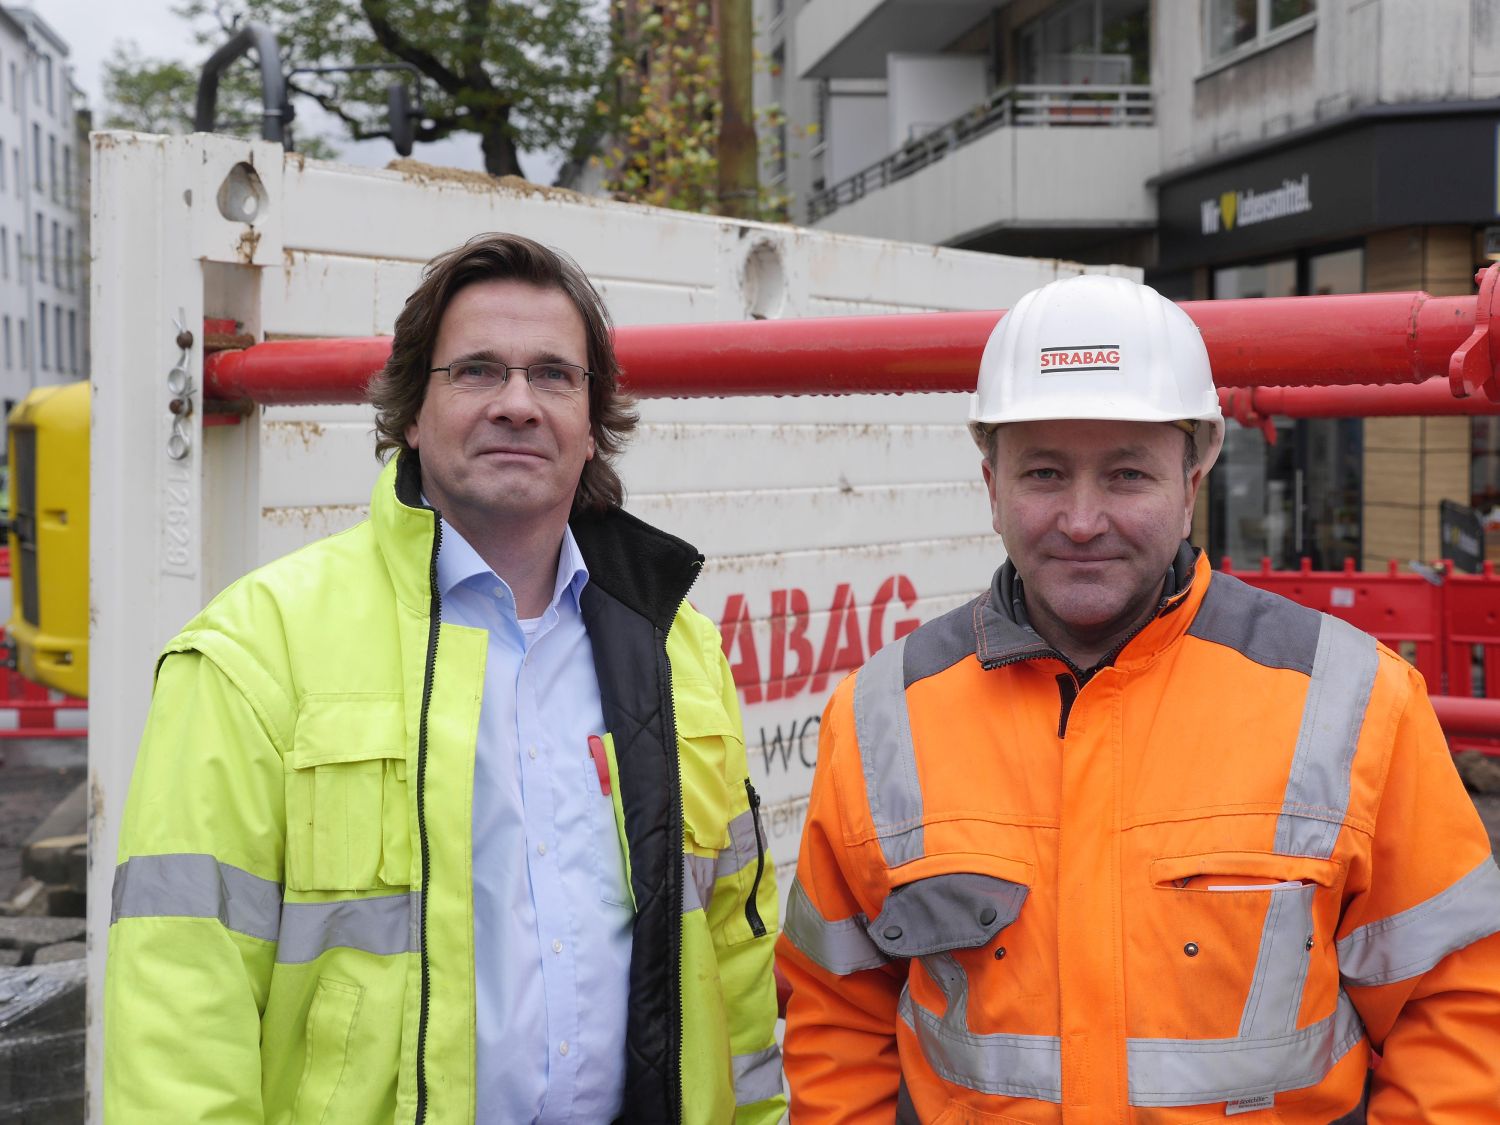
top-left (1222, 557), bottom-right (1500, 756)
top-left (0, 548), bottom-right (86, 740)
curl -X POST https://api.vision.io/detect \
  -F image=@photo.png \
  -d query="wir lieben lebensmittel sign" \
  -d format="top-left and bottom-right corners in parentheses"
top-left (1199, 174), bottom-right (1313, 236)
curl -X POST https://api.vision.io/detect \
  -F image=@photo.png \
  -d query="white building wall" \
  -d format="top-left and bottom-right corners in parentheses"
top-left (0, 6), bottom-right (85, 410)
top-left (886, 52), bottom-right (988, 148)
top-left (1156, 0), bottom-right (1497, 179)
top-left (814, 123), bottom-right (1160, 247)
top-left (826, 79), bottom-right (888, 184)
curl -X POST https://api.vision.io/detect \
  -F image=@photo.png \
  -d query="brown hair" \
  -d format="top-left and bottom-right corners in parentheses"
top-left (368, 232), bottom-right (638, 513)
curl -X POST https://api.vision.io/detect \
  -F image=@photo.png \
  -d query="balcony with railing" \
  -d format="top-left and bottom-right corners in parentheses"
top-left (808, 84), bottom-right (1156, 235)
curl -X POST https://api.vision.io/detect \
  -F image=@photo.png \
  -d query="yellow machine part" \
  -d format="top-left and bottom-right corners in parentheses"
top-left (7, 381), bottom-right (88, 698)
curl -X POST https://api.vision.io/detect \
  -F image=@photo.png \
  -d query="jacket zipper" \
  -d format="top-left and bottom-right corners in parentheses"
top-left (413, 514), bottom-right (443, 1125)
top-left (661, 557), bottom-right (702, 1125)
top-left (743, 779), bottom-right (768, 938)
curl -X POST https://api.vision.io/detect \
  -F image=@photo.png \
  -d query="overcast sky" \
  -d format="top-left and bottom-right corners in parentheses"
top-left (16, 0), bottom-right (563, 180)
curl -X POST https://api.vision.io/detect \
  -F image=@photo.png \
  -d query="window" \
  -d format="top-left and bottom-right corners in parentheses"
top-left (12, 149), bottom-right (19, 198)
top-left (3, 315), bottom-right (10, 370)
top-left (50, 220), bottom-right (59, 287)
top-left (62, 144), bottom-right (69, 203)
top-left (8, 62), bottom-right (15, 111)
top-left (37, 301), bottom-right (46, 369)
top-left (54, 304), bottom-right (61, 373)
top-left (67, 309), bottom-right (75, 373)
top-left (47, 134), bottom-right (55, 201)
top-left (1019, 0), bottom-right (1151, 85)
top-left (14, 231), bottom-right (21, 280)
top-left (64, 228), bottom-right (72, 289)
top-left (1205, 0), bottom-right (1315, 62)
top-left (34, 213), bottom-right (42, 281)
top-left (0, 138), bottom-right (7, 191)
top-left (42, 56), bottom-right (51, 113)
top-left (31, 123), bottom-right (40, 188)
top-left (2, 225), bottom-right (8, 278)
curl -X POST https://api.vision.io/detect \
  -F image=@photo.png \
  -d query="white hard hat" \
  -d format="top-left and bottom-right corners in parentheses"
top-left (968, 274), bottom-right (1223, 475)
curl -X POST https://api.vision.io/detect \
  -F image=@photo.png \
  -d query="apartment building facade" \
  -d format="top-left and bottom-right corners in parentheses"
top-left (758, 0), bottom-right (1500, 572)
top-left (0, 6), bottom-right (86, 414)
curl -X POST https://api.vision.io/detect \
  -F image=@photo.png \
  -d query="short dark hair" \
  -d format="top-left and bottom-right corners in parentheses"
top-left (982, 422), bottom-right (1200, 477)
top-left (368, 232), bottom-right (638, 513)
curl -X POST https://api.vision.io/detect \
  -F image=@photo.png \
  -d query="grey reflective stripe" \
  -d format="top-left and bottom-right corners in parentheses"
top-left (781, 877), bottom-right (887, 975)
top-left (1274, 615), bottom-right (1379, 859)
top-left (683, 852), bottom-right (716, 913)
top-left (731, 1044), bottom-right (784, 1105)
top-left (1338, 857), bottom-right (1500, 987)
top-left (1238, 882), bottom-right (1316, 1038)
top-left (898, 984), bottom-right (1063, 1101)
top-left (683, 806), bottom-right (763, 913)
top-left (111, 853), bottom-right (281, 943)
top-left (1127, 990), bottom-right (1364, 1107)
top-left (854, 636), bottom-right (923, 867)
top-left (277, 891), bottom-right (418, 964)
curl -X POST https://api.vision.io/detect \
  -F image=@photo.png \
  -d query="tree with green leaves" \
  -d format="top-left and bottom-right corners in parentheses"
top-left (171, 0), bottom-right (611, 176)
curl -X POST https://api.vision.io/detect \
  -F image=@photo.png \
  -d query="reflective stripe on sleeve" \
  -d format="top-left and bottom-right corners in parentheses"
top-left (1127, 990), bottom-right (1364, 1107)
top-left (1338, 856), bottom-right (1500, 987)
top-left (110, 853), bottom-right (420, 963)
top-left (276, 892), bottom-right (419, 964)
top-left (780, 877), bottom-right (887, 975)
top-left (111, 853), bottom-right (281, 943)
top-left (853, 636), bottom-right (924, 867)
top-left (682, 805), bottom-right (762, 914)
top-left (683, 852), bottom-right (716, 913)
top-left (1273, 615), bottom-right (1379, 859)
top-left (732, 1044), bottom-right (784, 1105)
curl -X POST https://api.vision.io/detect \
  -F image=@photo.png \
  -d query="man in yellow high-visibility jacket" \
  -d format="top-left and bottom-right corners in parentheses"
top-left (106, 233), bottom-right (783, 1123)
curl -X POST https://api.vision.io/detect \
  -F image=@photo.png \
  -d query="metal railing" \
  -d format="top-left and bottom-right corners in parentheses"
top-left (807, 84), bottom-right (1154, 222)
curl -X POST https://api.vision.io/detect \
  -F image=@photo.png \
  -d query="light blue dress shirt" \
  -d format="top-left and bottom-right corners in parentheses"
top-left (435, 517), bottom-right (634, 1123)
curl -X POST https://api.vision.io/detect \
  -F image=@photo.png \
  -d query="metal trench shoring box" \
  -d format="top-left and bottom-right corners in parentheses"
top-left (8, 381), bottom-right (89, 698)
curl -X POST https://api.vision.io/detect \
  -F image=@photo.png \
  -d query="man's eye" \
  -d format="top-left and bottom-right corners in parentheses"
top-left (1027, 468), bottom-right (1060, 480)
top-left (534, 366), bottom-right (569, 382)
top-left (1117, 469), bottom-right (1146, 481)
top-left (452, 363), bottom-right (493, 382)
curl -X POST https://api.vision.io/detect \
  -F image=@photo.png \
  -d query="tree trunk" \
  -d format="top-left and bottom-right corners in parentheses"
top-left (716, 0), bottom-right (758, 218)
top-left (478, 116), bottom-right (523, 177)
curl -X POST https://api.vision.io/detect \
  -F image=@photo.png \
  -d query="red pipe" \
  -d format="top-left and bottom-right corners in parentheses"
top-left (203, 280), bottom-right (1494, 407)
top-left (1220, 377), bottom-right (1500, 423)
top-left (1432, 695), bottom-right (1500, 740)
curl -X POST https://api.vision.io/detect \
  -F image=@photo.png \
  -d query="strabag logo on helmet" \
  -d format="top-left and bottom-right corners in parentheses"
top-left (1038, 345), bottom-right (1121, 373)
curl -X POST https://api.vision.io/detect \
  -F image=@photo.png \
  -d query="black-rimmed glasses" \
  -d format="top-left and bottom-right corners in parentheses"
top-left (429, 359), bottom-right (593, 394)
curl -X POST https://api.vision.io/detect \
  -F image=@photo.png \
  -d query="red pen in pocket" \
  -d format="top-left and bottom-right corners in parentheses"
top-left (587, 734), bottom-right (611, 797)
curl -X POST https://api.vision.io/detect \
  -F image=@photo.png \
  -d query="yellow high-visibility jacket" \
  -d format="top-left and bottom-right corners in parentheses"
top-left (106, 453), bottom-right (784, 1123)
top-left (781, 546), bottom-right (1500, 1123)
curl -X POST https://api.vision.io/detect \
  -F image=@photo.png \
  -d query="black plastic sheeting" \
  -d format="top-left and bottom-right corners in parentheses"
top-left (0, 961), bottom-right (84, 1123)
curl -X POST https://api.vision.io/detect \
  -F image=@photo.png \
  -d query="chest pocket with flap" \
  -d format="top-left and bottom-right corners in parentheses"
top-left (285, 695), bottom-right (412, 892)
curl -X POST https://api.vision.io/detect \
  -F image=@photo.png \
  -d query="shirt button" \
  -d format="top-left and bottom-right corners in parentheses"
top-left (537, 842), bottom-right (547, 856)
top-left (552, 939), bottom-right (563, 954)
top-left (493, 585), bottom-right (505, 599)
top-left (527, 746), bottom-right (538, 760)
top-left (559, 1040), bottom-right (570, 1056)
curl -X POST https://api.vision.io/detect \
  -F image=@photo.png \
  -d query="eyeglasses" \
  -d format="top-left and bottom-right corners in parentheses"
top-left (429, 359), bottom-right (593, 395)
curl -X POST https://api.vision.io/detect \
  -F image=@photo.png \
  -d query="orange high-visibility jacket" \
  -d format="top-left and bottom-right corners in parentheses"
top-left (779, 547), bottom-right (1500, 1123)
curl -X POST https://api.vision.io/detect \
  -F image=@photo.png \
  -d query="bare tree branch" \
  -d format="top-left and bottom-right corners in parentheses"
top-left (459, 0), bottom-right (493, 92)
top-left (358, 0), bottom-right (465, 95)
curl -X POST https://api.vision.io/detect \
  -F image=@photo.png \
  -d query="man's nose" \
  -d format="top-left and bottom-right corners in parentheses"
top-left (485, 370), bottom-right (543, 422)
top-left (1056, 482), bottom-right (1109, 540)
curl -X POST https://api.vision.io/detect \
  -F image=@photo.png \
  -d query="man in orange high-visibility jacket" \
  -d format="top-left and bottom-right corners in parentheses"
top-left (778, 275), bottom-right (1500, 1123)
